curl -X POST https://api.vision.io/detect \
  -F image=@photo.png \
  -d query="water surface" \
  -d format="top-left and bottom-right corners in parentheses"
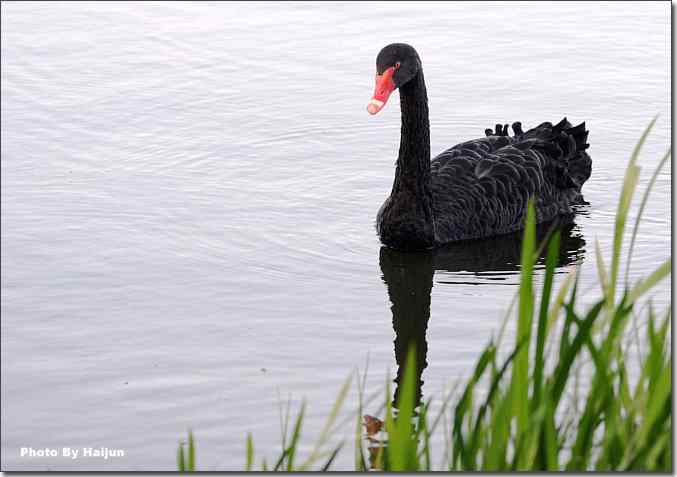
top-left (1, 1), bottom-right (670, 470)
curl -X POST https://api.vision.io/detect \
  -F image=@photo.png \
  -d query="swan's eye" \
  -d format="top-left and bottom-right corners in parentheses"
top-left (394, 62), bottom-right (401, 70)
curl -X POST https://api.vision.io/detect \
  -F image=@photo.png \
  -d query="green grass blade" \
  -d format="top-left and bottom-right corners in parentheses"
top-left (320, 443), bottom-right (344, 471)
top-left (272, 448), bottom-right (289, 471)
top-left (595, 239), bottom-right (609, 296)
top-left (472, 338), bottom-right (524, 468)
top-left (299, 374), bottom-right (352, 469)
top-left (512, 200), bottom-right (536, 468)
top-left (608, 117), bottom-right (656, 311)
top-left (549, 300), bottom-right (604, 408)
top-left (418, 400), bottom-right (432, 470)
top-left (354, 371), bottom-right (367, 471)
top-left (628, 259), bottom-right (671, 302)
top-left (278, 391), bottom-right (291, 455)
top-left (546, 268), bottom-right (576, 338)
top-left (534, 231), bottom-right (560, 410)
top-left (421, 382), bottom-right (457, 459)
top-left (177, 442), bottom-right (186, 472)
top-left (245, 433), bottom-right (254, 471)
top-left (318, 375), bottom-right (352, 440)
top-left (389, 345), bottom-right (419, 471)
top-left (624, 146), bottom-right (670, 284)
top-left (484, 388), bottom-right (511, 470)
top-left (187, 430), bottom-right (195, 471)
top-left (285, 401), bottom-right (306, 470)
top-left (453, 342), bottom-right (495, 469)
top-left (543, 398), bottom-right (559, 470)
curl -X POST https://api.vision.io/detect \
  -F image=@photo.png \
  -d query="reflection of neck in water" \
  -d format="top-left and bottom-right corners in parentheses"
top-left (379, 247), bottom-right (433, 409)
top-left (379, 219), bottom-right (587, 409)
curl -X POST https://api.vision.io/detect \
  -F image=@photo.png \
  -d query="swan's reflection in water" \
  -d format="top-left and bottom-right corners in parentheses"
top-left (379, 220), bottom-right (586, 409)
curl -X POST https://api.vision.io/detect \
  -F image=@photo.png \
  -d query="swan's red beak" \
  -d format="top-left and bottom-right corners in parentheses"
top-left (367, 66), bottom-right (396, 115)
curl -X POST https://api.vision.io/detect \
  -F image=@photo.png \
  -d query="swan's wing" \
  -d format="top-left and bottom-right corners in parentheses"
top-left (431, 134), bottom-right (514, 169)
top-left (430, 119), bottom-right (591, 243)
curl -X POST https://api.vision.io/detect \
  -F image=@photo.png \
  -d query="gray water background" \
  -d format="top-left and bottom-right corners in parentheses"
top-left (1, 1), bottom-right (670, 470)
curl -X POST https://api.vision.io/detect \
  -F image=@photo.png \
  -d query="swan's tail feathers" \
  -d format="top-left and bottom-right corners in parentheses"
top-left (560, 120), bottom-right (591, 191)
top-left (486, 118), bottom-right (592, 192)
top-left (567, 121), bottom-right (590, 153)
top-left (522, 118), bottom-right (592, 192)
top-left (485, 123), bottom-right (511, 137)
top-left (511, 122), bottom-right (524, 137)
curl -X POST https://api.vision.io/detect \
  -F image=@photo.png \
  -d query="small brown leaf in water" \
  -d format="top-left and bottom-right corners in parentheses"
top-left (363, 414), bottom-right (383, 436)
top-left (367, 444), bottom-right (385, 470)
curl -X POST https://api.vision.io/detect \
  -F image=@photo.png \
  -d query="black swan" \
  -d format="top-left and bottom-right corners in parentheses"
top-left (367, 43), bottom-right (592, 251)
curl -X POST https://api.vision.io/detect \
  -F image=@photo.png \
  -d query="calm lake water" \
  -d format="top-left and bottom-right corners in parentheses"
top-left (1, 1), bottom-right (670, 470)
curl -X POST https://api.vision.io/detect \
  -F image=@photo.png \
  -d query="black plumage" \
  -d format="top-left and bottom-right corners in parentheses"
top-left (372, 44), bottom-right (592, 251)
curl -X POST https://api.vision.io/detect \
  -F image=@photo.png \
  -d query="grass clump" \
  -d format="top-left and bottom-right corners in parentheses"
top-left (177, 430), bottom-right (195, 472)
top-left (177, 122), bottom-right (671, 471)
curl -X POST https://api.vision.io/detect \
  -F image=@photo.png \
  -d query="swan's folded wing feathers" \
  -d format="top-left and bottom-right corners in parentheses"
top-left (478, 177), bottom-right (497, 197)
top-left (429, 118), bottom-right (590, 243)
top-left (489, 161), bottom-right (521, 180)
top-left (474, 158), bottom-right (494, 179)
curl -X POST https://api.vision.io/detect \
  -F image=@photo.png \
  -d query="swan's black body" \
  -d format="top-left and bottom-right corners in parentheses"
top-left (373, 44), bottom-right (592, 251)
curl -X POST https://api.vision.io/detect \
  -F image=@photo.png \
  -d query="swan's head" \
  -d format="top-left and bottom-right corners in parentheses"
top-left (367, 43), bottom-right (421, 115)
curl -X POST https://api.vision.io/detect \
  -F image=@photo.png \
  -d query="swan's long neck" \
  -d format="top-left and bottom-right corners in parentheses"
top-left (389, 70), bottom-right (435, 243)
top-left (393, 70), bottom-right (431, 193)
